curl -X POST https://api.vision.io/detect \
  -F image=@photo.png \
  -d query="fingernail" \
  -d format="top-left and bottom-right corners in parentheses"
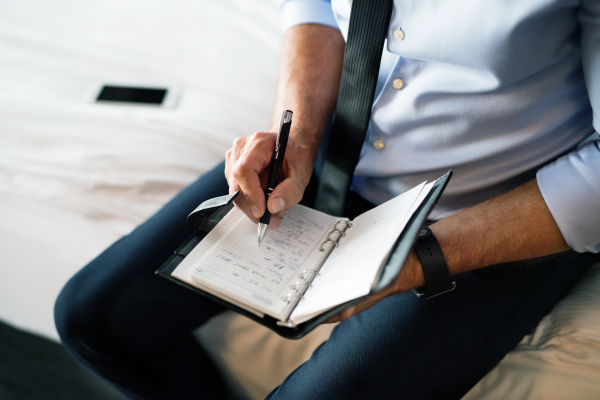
top-left (272, 197), bottom-right (285, 213)
top-left (251, 206), bottom-right (261, 219)
top-left (280, 209), bottom-right (288, 217)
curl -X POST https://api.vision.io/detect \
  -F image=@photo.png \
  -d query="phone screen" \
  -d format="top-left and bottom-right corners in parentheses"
top-left (96, 86), bottom-right (167, 105)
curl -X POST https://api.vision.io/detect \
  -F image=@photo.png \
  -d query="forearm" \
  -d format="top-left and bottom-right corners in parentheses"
top-left (270, 24), bottom-right (345, 161)
top-left (333, 178), bottom-right (571, 321)
top-left (397, 179), bottom-right (571, 292)
top-left (226, 23), bottom-right (345, 224)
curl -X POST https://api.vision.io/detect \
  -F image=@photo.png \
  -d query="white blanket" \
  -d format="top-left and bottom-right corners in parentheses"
top-left (1, 1), bottom-right (598, 399)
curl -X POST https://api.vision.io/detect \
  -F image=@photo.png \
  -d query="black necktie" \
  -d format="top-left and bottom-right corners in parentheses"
top-left (314, 0), bottom-right (394, 216)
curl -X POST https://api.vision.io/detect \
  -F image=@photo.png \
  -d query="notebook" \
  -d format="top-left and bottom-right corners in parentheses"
top-left (167, 176), bottom-right (443, 329)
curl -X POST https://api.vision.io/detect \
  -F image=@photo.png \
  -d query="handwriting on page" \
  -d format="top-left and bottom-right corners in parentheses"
top-left (193, 206), bottom-right (328, 303)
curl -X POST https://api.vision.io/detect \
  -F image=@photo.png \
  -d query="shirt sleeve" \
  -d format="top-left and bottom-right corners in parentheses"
top-left (280, 0), bottom-right (339, 34)
top-left (536, 0), bottom-right (600, 254)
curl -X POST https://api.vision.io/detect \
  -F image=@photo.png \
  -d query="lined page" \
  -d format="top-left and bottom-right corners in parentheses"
top-left (291, 182), bottom-right (431, 323)
top-left (174, 205), bottom-right (338, 320)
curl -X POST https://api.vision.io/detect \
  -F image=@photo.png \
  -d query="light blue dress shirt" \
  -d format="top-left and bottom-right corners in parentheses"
top-left (281, 0), bottom-right (600, 254)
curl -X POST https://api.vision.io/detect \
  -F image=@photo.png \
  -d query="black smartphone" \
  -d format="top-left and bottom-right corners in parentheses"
top-left (95, 85), bottom-right (172, 106)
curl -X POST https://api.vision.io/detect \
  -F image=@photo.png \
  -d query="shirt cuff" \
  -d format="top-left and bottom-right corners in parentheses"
top-left (537, 139), bottom-right (600, 253)
top-left (281, 0), bottom-right (339, 34)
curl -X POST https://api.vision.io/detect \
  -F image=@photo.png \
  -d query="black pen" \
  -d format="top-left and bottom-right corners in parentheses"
top-left (258, 110), bottom-right (293, 246)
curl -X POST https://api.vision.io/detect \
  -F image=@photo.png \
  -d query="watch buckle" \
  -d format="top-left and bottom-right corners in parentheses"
top-left (413, 281), bottom-right (456, 299)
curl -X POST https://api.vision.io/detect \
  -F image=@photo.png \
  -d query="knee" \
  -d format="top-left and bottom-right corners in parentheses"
top-left (54, 266), bottom-right (115, 362)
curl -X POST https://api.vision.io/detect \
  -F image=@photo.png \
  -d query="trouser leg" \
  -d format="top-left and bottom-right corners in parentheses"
top-left (56, 156), bottom-right (596, 400)
top-left (266, 252), bottom-right (596, 400)
top-left (55, 162), bottom-right (232, 400)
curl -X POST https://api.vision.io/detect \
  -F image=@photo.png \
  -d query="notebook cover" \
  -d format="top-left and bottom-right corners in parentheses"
top-left (156, 171), bottom-right (451, 339)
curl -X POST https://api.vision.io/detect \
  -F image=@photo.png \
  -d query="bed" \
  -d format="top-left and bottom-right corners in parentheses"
top-left (1, 1), bottom-right (599, 398)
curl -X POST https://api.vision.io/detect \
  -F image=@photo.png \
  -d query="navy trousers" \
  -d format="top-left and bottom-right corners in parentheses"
top-left (55, 162), bottom-right (595, 399)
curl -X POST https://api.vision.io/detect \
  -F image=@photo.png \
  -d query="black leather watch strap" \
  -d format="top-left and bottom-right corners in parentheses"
top-left (413, 226), bottom-right (456, 299)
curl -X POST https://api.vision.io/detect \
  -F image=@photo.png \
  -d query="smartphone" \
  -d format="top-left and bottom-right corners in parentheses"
top-left (87, 84), bottom-right (180, 108)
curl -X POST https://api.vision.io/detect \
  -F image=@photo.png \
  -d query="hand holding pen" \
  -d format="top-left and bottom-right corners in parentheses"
top-left (225, 110), bottom-right (307, 242)
top-left (258, 110), bottom-right (293, 245)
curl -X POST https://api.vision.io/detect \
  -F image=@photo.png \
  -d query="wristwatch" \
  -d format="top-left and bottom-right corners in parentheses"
top-left (413, 226), bottom-right (456, 299)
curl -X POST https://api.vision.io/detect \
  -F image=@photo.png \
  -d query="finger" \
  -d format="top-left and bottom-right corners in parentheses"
top-left (230, 182), bottom-right (259, 223)
top-left (269, 213), bottom-right (281, 228)
top-left (340, 290), bottom-right (392, 321)
top-left (236, 170), bottom-right (265, 219)
top-left (340, 304), bottom-right (359, 321)
top-left (263, 206), bottom-right (289, 229)
top-left (323, 302), bottom-right (360, 324)
top-left (325, 291), bottom-right (386, 324)
top-left (234, 135), bottom-right (275, 218)
top-left (224, 148), bottom-right (233, 184)
top-left (225, 137), bottom-right (248, 186)
top-left (324, 314), bottom-right (342, 324)
top-left (268, 176), bottom-right (305, 214)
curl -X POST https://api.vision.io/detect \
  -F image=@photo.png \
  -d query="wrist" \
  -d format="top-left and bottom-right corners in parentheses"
top-left (412, 226), bottom-right (456, 298)
top-left (395, 250), bottom-right (425, 293)
top-left (268, 123), bottom-right (322, 167)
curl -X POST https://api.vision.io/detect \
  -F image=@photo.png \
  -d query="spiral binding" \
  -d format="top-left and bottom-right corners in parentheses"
top-left (280, 220), bottom-right (353, 304)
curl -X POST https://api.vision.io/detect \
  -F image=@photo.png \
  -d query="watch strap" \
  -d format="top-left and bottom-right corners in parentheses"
top-left (413, 226), bottom-right (456, 299)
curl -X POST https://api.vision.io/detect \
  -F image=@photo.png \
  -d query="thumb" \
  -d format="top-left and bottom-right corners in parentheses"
top-left (268, 176), bottom-right (305, 214)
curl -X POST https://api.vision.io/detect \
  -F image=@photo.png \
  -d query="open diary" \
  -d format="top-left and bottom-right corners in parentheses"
top-left (157, 171), bottom-right (451, 338)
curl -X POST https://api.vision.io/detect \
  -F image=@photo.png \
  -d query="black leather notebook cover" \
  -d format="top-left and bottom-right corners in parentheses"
top-left (156, 171), bottom-right (452, 339)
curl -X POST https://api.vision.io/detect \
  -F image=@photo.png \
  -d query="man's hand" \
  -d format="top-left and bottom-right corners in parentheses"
top-left (225, 131), bottom-right (314, 227)
top-left (223, 23), bottom-right (345, 226)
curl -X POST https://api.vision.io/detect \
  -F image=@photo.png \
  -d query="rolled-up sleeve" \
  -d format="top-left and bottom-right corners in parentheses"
top-left (281, 0), bottom-right (339, 34)
top-left (536, 0), bottom-right (600, 254)
top-left (537, 140), bottom-right (600, 253)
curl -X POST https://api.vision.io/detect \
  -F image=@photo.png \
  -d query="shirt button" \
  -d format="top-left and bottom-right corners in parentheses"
top-left (373, 139), bottom-right (385, 150)
top-left (393, 29), bottom-right (405, 40)
top-left (393, 78), bottom-right (404, 90)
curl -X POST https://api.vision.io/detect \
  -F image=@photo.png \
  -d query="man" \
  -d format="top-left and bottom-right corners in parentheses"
top-left (56, 0), bottom-right (600, 398)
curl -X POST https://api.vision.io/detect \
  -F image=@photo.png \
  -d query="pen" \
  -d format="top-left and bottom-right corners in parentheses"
top-left (258, 110), bottom-right (293, 246)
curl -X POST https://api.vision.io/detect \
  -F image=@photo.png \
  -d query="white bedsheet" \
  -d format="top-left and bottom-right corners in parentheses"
top-left (1, 1), bottom-right (599, 399)
top-left (0, 0), bottom-right (279, 340)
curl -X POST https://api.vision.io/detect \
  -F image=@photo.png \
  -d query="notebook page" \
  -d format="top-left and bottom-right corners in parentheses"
top-left (291, 182), bottom-right (431, 323)
top-left (171, 207), bottom-right (267, 317)
top-left (177, 205), bottom-right (338, 320)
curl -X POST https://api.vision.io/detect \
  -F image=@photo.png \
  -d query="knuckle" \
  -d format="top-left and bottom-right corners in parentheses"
top-left (252, 131), bottom-right (266, 140)
top-left (230, 180), bottom-right (243, 194)
top-left (232, 162), bottom-right (249, 178)
top-left (232, 137), bottom-right (244, 148)
top-left (232, 164), bottom-right (243, 179)
top-left (252, 131), bottom-right (275, 143)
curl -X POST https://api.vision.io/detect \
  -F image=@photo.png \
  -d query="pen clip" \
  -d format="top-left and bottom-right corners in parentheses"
top-left (276, 110), bottom-right (293, 153)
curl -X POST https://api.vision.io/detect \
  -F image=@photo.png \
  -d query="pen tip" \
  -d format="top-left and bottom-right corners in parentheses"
top-left (257, 223), bottom-right (267, 247)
